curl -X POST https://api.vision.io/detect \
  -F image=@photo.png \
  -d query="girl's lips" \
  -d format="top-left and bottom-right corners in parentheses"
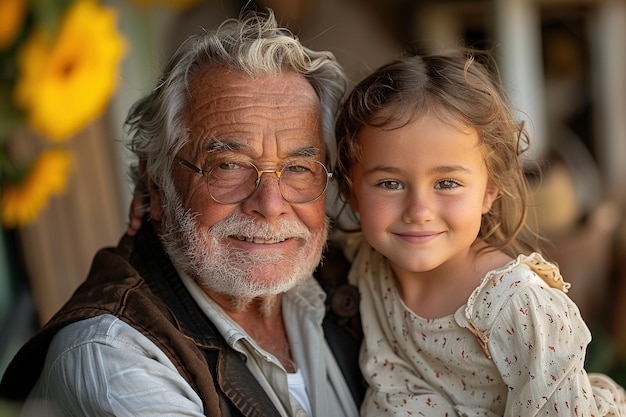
top-left (394, 231), bottom-right (441, 243)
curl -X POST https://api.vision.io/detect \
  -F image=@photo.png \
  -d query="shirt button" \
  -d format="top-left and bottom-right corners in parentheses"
top-left (295, 411), bottom-right (308, 417)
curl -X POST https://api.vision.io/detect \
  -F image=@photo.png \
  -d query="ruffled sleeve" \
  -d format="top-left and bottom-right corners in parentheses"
top-left (461, 253), bottom-right (604, 416)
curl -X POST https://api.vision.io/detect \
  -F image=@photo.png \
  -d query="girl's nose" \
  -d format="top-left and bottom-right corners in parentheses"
top-left (402, 191), bottom-right (433, 224)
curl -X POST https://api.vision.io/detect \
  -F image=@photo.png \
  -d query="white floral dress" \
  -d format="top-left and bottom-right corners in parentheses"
top-left (344, 235), bottom-right (626, 417)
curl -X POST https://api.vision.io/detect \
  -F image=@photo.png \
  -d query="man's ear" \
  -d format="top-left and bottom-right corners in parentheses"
top-left (482, 183), bottom-right (499, 214)
top-left (141, 159), bottom-right (164, 221)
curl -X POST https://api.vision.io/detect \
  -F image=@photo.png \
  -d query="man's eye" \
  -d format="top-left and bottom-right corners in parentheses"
top-left (216, 162), bottom-right (243, 171)
top-left (378, 180), bottom-right (404, 190)
top-left (285, 164), bottom-right (311, 173)
top-left (436, 179), bottom-right (460, 190)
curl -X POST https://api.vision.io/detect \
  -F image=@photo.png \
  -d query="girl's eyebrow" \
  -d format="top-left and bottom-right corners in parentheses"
top-left (364, 164), bottom-right (473, 175)
top-left (433, 164), bottom-right (473, 174)
top-left (363, 165), bottom-right (402, 175)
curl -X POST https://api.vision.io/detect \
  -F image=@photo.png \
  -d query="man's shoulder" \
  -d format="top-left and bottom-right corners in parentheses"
top-left (44, 315), bottom-right (179, 377)
top-left (50, 314), bottom-right (157, 353)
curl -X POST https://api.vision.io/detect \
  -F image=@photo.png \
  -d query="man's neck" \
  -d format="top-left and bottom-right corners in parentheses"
top-left (206, 288), bottom-right (296, 372)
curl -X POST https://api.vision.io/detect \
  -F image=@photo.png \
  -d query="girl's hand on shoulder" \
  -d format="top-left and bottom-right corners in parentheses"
top-left (127, 194), bottom-right (146, 237)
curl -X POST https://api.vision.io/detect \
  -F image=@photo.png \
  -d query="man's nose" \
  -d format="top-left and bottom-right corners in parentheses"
top-left (241, 172), bottom-right (289, 219)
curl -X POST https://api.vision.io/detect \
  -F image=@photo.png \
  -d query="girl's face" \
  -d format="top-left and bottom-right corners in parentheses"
top-left (349, 113), bottom-right (499, 277)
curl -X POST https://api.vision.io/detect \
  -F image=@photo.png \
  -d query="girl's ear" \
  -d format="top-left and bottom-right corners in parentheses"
top-left (482, 183), bottom-right (499, 214)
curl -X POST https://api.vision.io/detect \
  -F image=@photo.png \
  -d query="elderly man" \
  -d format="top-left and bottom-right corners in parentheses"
top-left (0, 10), bottom-right (361, 417)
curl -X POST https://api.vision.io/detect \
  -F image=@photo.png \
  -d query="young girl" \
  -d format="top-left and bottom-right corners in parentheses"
top-left (334, 52), bottom-right (626, 416)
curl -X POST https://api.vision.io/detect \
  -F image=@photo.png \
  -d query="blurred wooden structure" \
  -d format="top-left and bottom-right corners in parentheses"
top-left (15, 120), bottom-right (126, 323)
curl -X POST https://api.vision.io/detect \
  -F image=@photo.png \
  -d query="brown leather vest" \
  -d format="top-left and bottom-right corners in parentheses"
top-left (0, 223), bottom-right (364, 416)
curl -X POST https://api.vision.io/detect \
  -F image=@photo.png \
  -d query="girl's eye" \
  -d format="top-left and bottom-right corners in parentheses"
top-left (435, 179), bottom-right (460, 190)
top-left (378, 180), bottom-right (404, 190)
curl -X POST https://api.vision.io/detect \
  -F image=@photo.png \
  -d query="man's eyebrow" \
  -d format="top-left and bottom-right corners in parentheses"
top-left (205, 139), bottom-right (250, 153)
top-left (289, 145), bottom-right (321, 157)
top-left (205, 141), bottom-right (321, 158)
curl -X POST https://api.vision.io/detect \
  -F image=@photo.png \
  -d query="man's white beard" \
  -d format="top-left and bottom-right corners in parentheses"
top-left (160, 198), bottom-right (328, 314)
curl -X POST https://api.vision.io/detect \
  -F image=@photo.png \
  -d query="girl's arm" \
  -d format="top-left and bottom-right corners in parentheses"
top-left (488, 285), bottom-right (601, 416)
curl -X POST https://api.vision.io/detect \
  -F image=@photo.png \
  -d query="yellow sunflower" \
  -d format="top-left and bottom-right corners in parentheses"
top-left (0, 0), bottom-right (27, 50)
top-left (13, 0), bottom-right (126, 142)
top-left (1, 148), bottom-right (72, 228)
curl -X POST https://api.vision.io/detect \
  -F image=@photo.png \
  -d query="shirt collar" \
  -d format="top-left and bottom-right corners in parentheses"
top-left (177, 268), bottom-right (327, 352)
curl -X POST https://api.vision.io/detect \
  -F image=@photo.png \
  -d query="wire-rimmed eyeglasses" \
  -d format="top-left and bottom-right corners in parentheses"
top-left (175, 156), bottom-right (333, 204)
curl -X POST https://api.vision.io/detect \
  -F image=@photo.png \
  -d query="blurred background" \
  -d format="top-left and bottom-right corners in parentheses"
top-left (1, 0), bottom-right (625, 390)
